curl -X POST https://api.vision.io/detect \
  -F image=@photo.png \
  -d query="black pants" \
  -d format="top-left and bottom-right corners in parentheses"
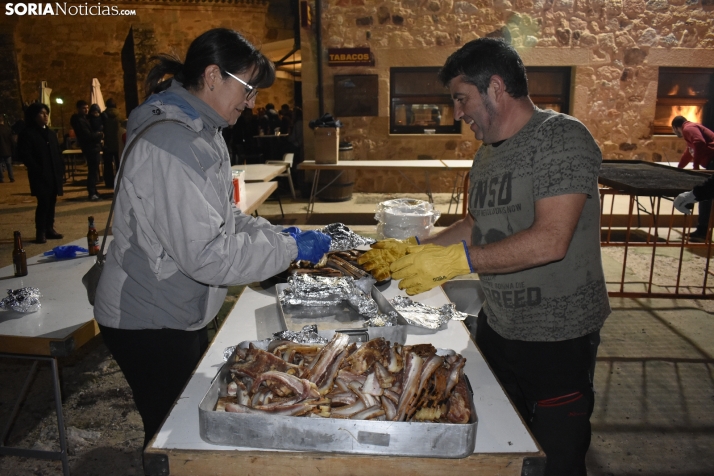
top-left (103, 150), bottom-right (119, 188)
top-left (35, 193), bottom-right (57, 235)
top-left (476, 312), bottom-right (598, 476)
top-left (83, 148), bottom-right (101, 197)
top-left (98, 324), bottom-right (209, 448)
top-left (696, 161), bottom-right (714, 236)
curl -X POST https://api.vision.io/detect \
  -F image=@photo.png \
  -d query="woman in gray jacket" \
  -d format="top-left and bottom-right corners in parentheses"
top-left (94, 28), bottom-right (330, 448)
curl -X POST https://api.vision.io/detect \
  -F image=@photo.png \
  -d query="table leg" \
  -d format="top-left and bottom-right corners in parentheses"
top-left (0, 354), bottom-right (70, 476)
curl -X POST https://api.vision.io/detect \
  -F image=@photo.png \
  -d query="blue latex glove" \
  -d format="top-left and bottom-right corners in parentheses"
top-left (294, 230), bottom-right (332, 263)
top-left (43, 245), bottom-right (89, 259)
top-left (281, 226), bottom-right (302, 238)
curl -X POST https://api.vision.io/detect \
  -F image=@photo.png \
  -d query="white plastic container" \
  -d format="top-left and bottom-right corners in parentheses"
top-left (375, 198), bottom-right (441, 241)
top-left (232, 169), bottom-right (246, 212)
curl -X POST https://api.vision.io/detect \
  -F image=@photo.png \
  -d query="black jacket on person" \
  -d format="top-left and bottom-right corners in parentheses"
top-left (70, 113), bottom-right (103, 152)
top-left (693, 175), bottom-right (714, 202)
top-left (18, 125), bottom-right (64, 197)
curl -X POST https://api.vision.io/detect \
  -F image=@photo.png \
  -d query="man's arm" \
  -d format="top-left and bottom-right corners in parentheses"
top-left (420, 214), bottom-right (474, 246)
top-left (468, 193), bottom-right (587, 274)
top-left (678, 148), bottom-right (693, 169)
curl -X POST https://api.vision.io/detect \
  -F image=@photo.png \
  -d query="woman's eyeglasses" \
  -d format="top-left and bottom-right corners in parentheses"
top-left (224, 71), bottom-right (258, 101)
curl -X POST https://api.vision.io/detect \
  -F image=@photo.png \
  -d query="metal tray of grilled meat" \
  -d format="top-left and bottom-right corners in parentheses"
top-left (275, 283), bottom-right (408, 345)
top-left (198, 340), bottom-right (478, 458)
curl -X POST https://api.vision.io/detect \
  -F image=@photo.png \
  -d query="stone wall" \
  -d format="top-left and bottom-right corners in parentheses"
top-left (300, 0), bottom-right (714, 194)
top-left (0, 0), bottom-right (294, 133)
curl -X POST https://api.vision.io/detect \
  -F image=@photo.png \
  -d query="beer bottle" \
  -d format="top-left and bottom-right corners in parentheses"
top-left (87, 216), bottom-right (100, 256)
top-left (13, 231), bottom-right (28, 277)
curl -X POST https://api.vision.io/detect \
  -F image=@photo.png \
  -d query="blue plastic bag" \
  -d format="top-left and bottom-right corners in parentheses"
top-left (43, 245), bottom-right (89, 259)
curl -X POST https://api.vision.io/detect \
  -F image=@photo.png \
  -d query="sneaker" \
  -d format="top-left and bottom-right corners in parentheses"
top-left (46, 230), bottom-right (64, 240)
top-left (90, 194), bottom-right (101, 201)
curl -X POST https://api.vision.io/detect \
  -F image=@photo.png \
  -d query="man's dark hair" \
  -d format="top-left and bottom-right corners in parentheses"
top-left (105, 98), bottom-right (117, 108)
top-left (25, 102), bottom-right (50, 124)
top-left (265, 103), bottom-right (275, 110)
top-left (76, 100), bottom-right (88, 109)
top-left (671, 116), bottom-right (687, 129)
top-left (438, 38), bottom-right (529, 98)
top-left (145, 28), bottom-right (275, 97)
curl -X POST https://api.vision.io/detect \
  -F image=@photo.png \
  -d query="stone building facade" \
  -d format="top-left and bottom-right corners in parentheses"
top-left (0, 0), bottom-right (296, 135)
top-left (300, 0), bottom-right (714, 193)
top-left (2, 1), bottom-right (714, 196)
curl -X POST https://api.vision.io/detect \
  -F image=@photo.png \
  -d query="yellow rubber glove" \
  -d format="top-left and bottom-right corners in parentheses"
top-left (390, 241), bottom-right (474, 295)
top-left (356, 237), bottom-right (420, 282)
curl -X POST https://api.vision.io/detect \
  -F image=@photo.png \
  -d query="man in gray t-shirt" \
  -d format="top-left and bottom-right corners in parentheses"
top-left (379, 39), bottom-right (609, 475)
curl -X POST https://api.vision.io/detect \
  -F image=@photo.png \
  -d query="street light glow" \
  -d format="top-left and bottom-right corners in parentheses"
top-left (56, 97), bottom-right (63, 104)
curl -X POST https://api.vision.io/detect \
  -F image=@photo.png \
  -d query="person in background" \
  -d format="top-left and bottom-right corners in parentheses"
top-left (261, 103), bottom-right (281, 135)
top-left (279, 103), bottom-right (292, 135)
top-left (0, 115), bottom-right (14, 183)
top-left (359, 38), bottom-right (610, 475)
top-left (93, 28), bottom-right (331, 449)
top-left (673, 115), bottom-right (714, 241)
top-left (70, 100), bottom-right (103, 200)
top-left (17, 103), bottom-right (64, 243)
top-left (101, 98), bottom-right (126, 188)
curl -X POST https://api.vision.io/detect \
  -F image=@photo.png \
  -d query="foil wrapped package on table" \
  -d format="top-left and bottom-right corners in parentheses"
top-left (279, 274), bottom-right (355, 306)
top-left (272, 324), bottom-right (328, 345)
top-left (390, 295), bottom-right (466, 330)
top-left (0, 287), bottom-right (42, 313)
top-left (278, 274), bottom-right (396, 327)
top-left (320, 222), bottom-right (375, 251)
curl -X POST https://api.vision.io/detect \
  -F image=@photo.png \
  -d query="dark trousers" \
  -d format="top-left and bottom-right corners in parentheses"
top-left (98, 324), bottom-right (209, 448)
top-left (476, 312), bottom-right (598, 476)
top-left (696, 161), bottom-right (714, 236)
top-left (103, 150), bottom-right (120, 188)
top-left (35, 193), bottom-right (57, 234)
top-left (83, 148), bottom-right (100, 197)
top-left (0, 155), bottom-right (13, 181)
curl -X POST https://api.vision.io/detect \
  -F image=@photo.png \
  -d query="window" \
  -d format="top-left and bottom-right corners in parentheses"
top-left (390, 67), bottom-right (461, 134)
top-left (527, 67), bottom-right (571, 114)
top-left (654, 68), bottom-right (714, 134)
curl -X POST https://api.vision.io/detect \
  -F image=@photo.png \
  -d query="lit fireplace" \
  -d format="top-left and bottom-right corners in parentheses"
top-left (654, 68), bottom-right (713, 135)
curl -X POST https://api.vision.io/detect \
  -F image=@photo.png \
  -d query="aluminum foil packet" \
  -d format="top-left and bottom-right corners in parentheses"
top-left (389, 295), bottom-right (466, 330)
top-left (364, 310), bottom-right (399, 327)
top-left (0, 287), bottom-right (42, 313)
top-left (279, 274), bottom-right (355, 306)
top-left (272, 324), bottom-right (328, 345)
top-left (320, 223), bottom-right (376, 251)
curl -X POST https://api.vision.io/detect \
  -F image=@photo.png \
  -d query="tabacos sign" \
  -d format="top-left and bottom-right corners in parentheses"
top-left (327, 48), bottom-right (374, 67)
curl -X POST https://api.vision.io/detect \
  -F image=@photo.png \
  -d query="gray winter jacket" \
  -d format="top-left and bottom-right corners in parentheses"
top-left (94, 81), bottom-right (297, 330)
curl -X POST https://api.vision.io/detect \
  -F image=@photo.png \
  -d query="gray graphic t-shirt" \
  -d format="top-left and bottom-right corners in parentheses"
top-left (469, 109), bottom-right (611, 341)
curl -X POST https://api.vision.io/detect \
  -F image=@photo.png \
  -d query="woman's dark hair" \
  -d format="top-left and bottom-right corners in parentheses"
top-left (438, 38), bottom-right (529, 99)
top-left (25, 102), bottom-right (49, 125)
top-left (145, 28), bottom-right (276, 97)
top-left (89, 104), bottom-right (101, 114)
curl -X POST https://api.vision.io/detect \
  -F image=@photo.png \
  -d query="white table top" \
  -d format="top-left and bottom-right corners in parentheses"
top-left (232, 164), bottom-right (287, 183)
top-left (300, 160), bottom-right (450, 171)
top-left (151, 281), bottom-right (538, 455)
top-left (0, 238), bottom-right (99, 351)
top-left (243, 182), bottom-right (277, 215)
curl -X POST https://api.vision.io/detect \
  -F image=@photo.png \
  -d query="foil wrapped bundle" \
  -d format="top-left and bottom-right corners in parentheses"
top-left (320, 223), bottom-right (376, 251)
top-left (346, 289), bottom-right (379, 319)
top-left (0, 287), bottom-right (42, 313)
top-left (364, 310), bottom-right (399, 328)
top-left (279, 274), bottom-right (355, 307)
top-left (390, 295), bottom-right (466, 330)
top-left (273, 324), bottom-right (328, 345)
